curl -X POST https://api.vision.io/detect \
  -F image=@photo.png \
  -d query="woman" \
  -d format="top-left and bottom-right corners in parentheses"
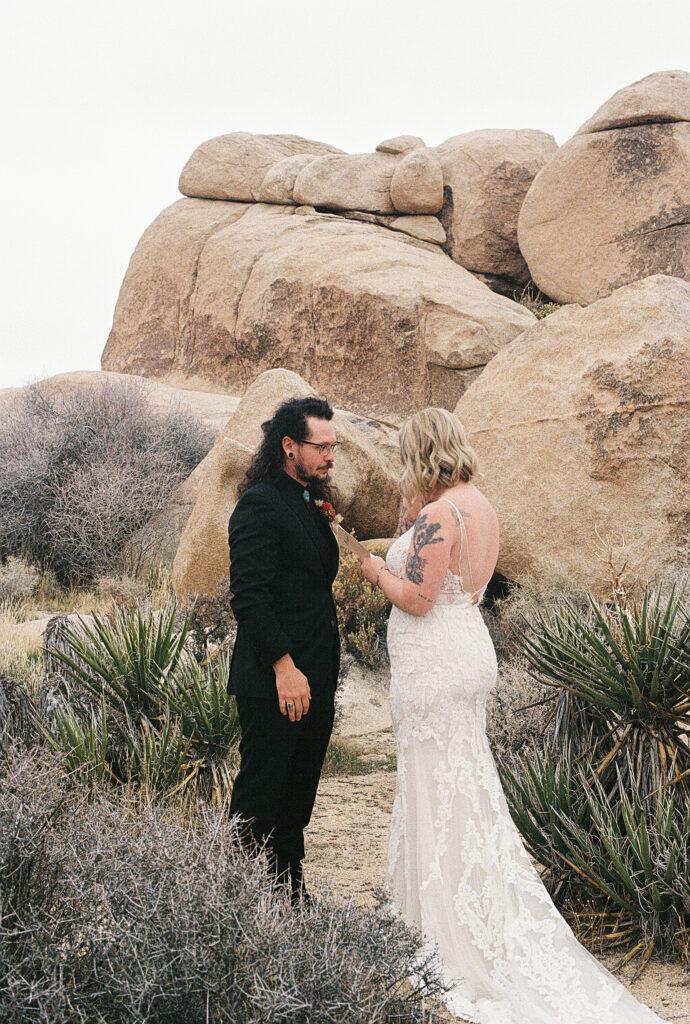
top-left (359, 408), bottom-right (665, 1024)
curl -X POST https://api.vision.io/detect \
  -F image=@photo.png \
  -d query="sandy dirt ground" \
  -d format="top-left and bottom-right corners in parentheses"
top-left (305, 667), bottom-right (690, 1023)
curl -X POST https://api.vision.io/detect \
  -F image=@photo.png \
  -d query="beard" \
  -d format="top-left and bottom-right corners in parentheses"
top-left (293, 455), bottom-right (336, 503)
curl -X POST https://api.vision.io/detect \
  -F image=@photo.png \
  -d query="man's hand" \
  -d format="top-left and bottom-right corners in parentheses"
top-left (273, 653), bottom-right (311, 722)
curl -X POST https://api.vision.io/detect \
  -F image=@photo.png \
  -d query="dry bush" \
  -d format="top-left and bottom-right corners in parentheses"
top-left (333, 546), bottom-right (391, 667)
top-left (184, 575), bottom-right (236, 663)
top-left (0, 746), bottom-right (445, 1024)
top-left (0, 380), bottom-right (213, 586)
top-left (0, 603), bottom-right (43, 695)
top-left (515, 282), bottom-right (562, 319)
top-left (0, 556), bottom-right (40, 605)
top-left (485, 657), bottom-right (553, 757)
top-left (485, 569), bottom-right (590, 663)
top-left (94, 573), bottom-right (150, 607)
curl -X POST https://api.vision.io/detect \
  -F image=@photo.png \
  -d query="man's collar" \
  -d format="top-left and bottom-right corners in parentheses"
top-left (275, 470), bottom-right (311, 499)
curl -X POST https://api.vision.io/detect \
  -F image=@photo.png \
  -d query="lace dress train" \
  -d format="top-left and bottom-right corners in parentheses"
top-left (384, 515), bottom-right (666, 1024)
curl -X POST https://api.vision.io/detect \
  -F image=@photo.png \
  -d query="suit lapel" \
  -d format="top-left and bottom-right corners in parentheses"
top-left (271, 476), bottom-right (335, 581)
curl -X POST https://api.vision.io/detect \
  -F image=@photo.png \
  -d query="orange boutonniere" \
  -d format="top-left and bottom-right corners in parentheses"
top-left (314, 499), bottom-right (342, 526)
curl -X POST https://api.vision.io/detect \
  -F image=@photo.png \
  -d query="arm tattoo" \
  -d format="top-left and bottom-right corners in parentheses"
top-left (396, 501), bottom-right (415, 537)
top-left (405, 512), bottom-right (443, 585)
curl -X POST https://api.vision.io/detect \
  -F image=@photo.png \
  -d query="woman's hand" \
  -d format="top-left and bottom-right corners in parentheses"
top-left (360, 554), bottom-right (386, 586)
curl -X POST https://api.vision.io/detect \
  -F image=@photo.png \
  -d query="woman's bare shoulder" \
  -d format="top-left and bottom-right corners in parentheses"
top-left (445, 484), bottom-right (498, 525)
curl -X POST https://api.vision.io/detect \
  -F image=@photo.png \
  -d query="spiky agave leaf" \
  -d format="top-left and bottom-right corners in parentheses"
top-left (42, 696), bottom-right (110, 786)
top-left (520, 580), bottom-right (690, 799)
top-left (46, 601), bottom-right (193, 721)
top-left (163, 653), bottom-right (239, 761)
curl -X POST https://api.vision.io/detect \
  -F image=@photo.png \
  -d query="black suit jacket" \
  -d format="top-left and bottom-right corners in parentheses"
top-left (227, 472), bottom-right (340, 700)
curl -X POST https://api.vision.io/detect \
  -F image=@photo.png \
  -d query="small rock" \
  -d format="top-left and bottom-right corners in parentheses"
top-left (390, 148), bottom-right (444, 214)
top-left (375, 135), bottom-right (426, 155)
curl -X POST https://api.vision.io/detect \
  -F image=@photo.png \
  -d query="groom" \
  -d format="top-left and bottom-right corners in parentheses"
top-left (227, 396), bottom-right (341, 903)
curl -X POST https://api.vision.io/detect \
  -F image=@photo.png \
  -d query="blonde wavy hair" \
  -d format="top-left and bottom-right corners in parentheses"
top-left (399, 407), bottom-right (479, 503)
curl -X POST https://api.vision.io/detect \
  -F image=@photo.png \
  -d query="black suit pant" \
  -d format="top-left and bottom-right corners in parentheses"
top-left (229, 688), bottom-right (335, 875)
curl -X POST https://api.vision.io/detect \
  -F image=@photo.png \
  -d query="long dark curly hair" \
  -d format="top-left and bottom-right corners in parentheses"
top-left (237, 396), bottom-right (337, 499)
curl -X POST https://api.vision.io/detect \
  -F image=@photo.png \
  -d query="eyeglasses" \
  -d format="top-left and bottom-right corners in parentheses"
top-left (299, 440), bottom-right (342, 456)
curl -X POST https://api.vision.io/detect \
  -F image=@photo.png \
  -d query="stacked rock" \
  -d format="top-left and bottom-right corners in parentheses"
top-left (178, 128), bottom-right (558, 286)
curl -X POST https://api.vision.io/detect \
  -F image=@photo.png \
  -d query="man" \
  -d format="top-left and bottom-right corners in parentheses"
top-left (227, 396), bottom-right (341, 903)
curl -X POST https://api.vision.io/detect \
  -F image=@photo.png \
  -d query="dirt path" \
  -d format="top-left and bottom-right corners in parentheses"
top-left (305, 726), bottom-right (690, 1024)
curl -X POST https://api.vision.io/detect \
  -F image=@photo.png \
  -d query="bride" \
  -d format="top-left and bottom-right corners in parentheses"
top-left (358, 407), bottom-right (666, 1024)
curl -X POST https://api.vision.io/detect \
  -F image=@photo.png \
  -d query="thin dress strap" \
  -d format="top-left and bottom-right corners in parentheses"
top-left (439, 497), bottom-right (479, 598)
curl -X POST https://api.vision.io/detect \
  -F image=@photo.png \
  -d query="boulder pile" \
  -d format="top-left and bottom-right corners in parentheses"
top-left (101, 200), bottom-right (535, 419)
top-left (95, 70), bottom-right (690, 594)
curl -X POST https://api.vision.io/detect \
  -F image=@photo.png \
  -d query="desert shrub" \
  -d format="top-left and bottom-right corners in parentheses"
top-left (499, 576), bottom-right (690, 961)
top-left (0, 747), bottom-right (445, 1024)
top-left (485, 570), bottom-right (589, 663)
top-left (0, 603), bottom-right (43, 695)
top-left (0, 556), bottom-right (40, 605)
top-left (485, 658), bottom-right (553, 756)
top-left (0, 379), bottom-right (213, 585)
top-left (94, 573), bottom-right (149, 607)
top-left (184, 575), bottom-right (236, 663)
top-left (0, 678), bottom-right (40, 751)
top-left (516, 282), bottom-right (562, 320)
top-left (41, 602), bottom-right (239, 801)
top-left (333, 546), bottom-right (391, 666)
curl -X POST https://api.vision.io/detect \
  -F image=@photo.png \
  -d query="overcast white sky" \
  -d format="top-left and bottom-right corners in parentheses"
top-left (1, 0), bottom-right (688, 390)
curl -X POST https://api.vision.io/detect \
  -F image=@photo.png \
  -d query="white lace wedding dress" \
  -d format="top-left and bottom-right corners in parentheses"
top-left (384, 501), bottom-right (666, 1024)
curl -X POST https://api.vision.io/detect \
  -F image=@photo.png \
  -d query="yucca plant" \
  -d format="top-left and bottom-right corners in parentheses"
top-left (567, 763), bottom-right (690, 952)
top-left (164, 653), bottom-right (239, 761)
top-left (520, 580), bottom-right (690, 800)
top-left (47, 601), bottom-right (192, 722)
top-left (123, 710), bottom-right (199, 795)
top-left (43, 696), bottom-right (110, 786)
top-left (498, 748), bottom-right (590, 896)
top-left (500, 576), bottom-right (690, 963)
top-left (501, 748), bottom-right (690, 961)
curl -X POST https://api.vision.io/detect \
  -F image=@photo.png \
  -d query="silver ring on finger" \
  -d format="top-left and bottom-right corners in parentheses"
top-left (286, 702), bottom-right (295, 710)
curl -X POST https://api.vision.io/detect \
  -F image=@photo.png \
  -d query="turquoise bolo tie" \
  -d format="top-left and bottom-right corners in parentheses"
top-left (303, 489), bottom-right (310, 503)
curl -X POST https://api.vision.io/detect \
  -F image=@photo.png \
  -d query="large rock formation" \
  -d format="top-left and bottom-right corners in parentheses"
top-left (172, 369), bottom-right (402, 597)
top-left (103, 200), bottom-right (535, 419)
top-left (433, 129), bottom-right (558, 287)
top-left (173, 129), bottom-right (553, 287)
top-left (518, 71), bottom-right (690, 304)
top-left (454, 275), bottom-right (690, 592)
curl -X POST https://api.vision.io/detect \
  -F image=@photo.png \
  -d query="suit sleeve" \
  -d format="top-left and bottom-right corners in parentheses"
top-left (228, 490), bottom-right (292, 668)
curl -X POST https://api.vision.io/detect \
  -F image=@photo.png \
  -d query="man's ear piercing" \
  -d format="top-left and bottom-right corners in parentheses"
top-left (288, 452), bottom-right (294, 458)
